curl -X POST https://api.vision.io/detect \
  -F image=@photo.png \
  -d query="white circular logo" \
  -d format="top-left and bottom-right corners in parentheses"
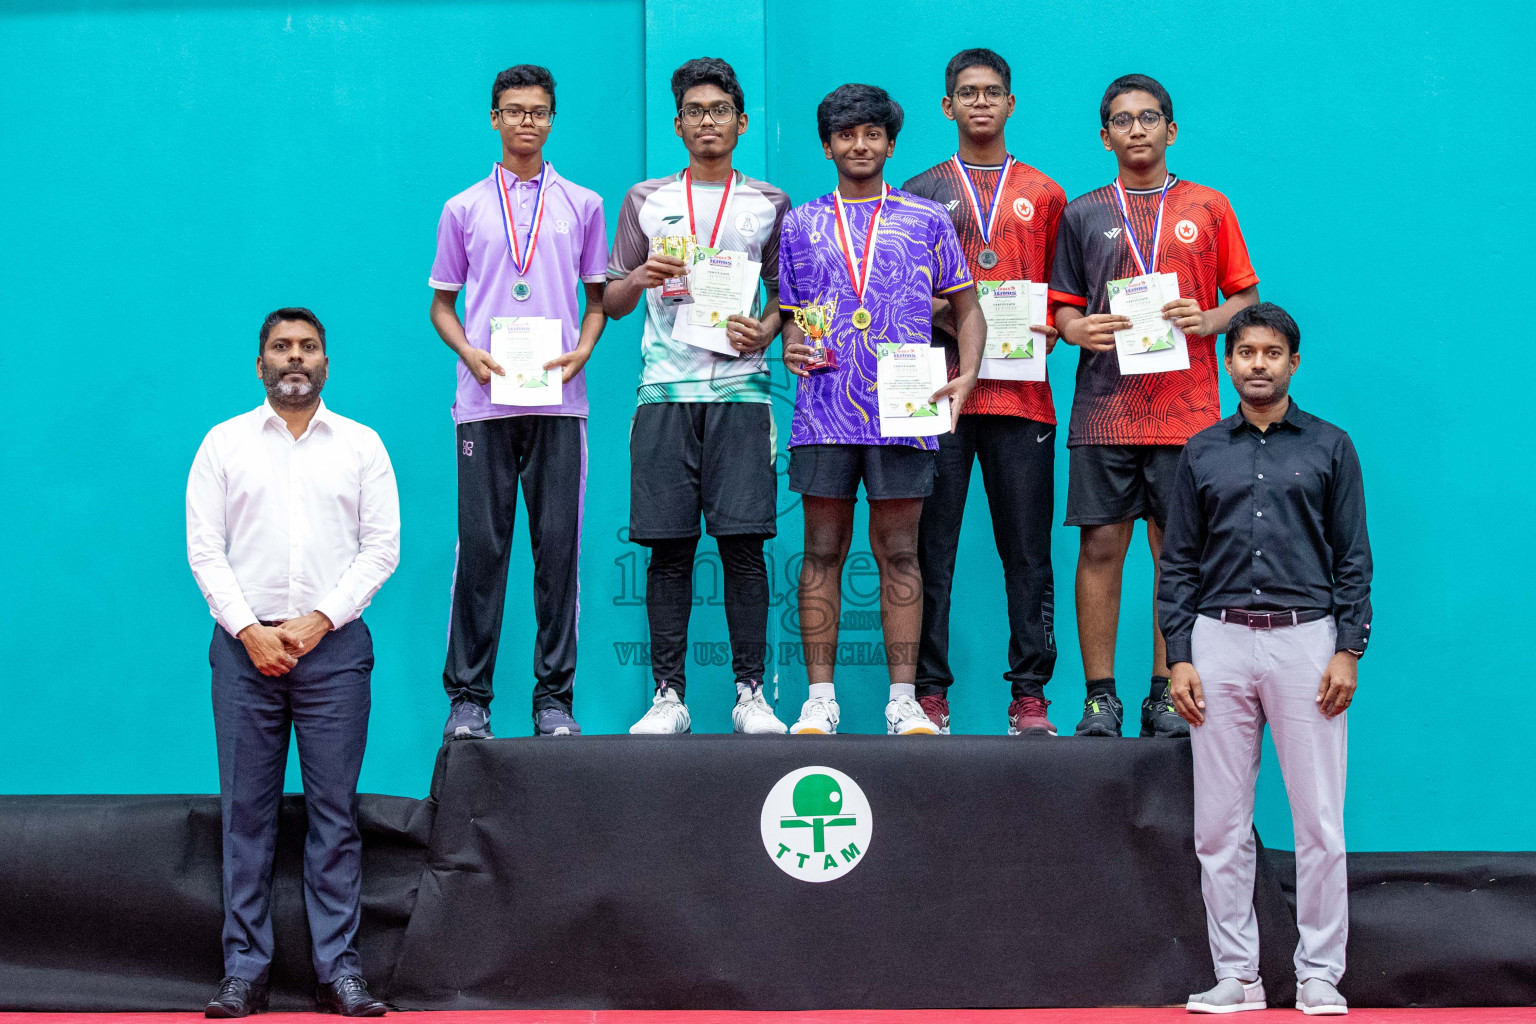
top-left (736, 211), bottom-right (761, 236)
top-left (760, 765), bottom-right (872, 883)
top-left (1175, 218), bottom-right (1198, 243)
top-left (1013, 197), bottom-right (1035, 222)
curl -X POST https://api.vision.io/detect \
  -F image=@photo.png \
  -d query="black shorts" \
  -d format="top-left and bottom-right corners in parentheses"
top-left (1065, 444), bottom-right (1183, 529)
top-left (629, 401), bottom-right (778, 542)
top-left (788, 443), bottom-right (936, 501)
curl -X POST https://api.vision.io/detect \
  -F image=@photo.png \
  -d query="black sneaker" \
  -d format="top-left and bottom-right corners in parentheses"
top-left (442, 699), bottom-right (492, 742)
top-left (533, 706), bottom-right (581, 736)
top-left (1141, 685), bottom-right (1190, 738)
top-left (1074, 693), bottom-right (1124, 737)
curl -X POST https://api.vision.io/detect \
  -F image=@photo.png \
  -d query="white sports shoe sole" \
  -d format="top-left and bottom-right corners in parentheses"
top-left (1185, 1000), bottom-right (1266, 1014)
top-left (1298, 1002), bottom-right (1348, 1016)
top-left (629, 709), bottom-right (691, 735)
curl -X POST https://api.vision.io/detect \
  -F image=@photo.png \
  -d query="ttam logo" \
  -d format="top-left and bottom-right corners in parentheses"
top-left (554, 218), bottom-right (571, 235)
top-left (1013, 197), bottom-right (1035, 222)
top-left (461, 440), bottom-right (474, 457)
top-left (1175, 219), bottom-right (1199, 243)
top-left (760, 766), bottom-right (872, 882)
top-left (1103, 227), bottom-right (1122, 240)
top-left (945, 199), bottom-right (961, 212)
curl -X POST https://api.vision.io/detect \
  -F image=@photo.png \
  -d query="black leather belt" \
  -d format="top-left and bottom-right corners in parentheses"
top-left (1205, 608), bottom-right (1329, 629)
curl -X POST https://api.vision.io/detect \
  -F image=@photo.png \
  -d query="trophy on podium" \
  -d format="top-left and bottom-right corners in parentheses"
top-left (651, 234), bottom-right (696, 305)
top-left (793, 300), bottom-right (839, 374)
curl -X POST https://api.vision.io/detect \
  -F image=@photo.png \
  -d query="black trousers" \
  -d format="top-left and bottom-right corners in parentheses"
top-left (645, 534), bottom-right (769, 695)
top-left (916, 414), bottom-right (1057, 700)
top-left (443, 415), bottom-right (584, 713)
top-left (211, 618), bottom-right (372, 985)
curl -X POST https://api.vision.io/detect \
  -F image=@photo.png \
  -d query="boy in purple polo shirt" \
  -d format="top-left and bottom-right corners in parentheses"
top-left (428, 64), bottom-right (609, 740)
top-left (780, 83), bottom-right (985, 736)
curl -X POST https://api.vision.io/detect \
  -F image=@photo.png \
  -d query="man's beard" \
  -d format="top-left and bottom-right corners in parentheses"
top-left (1241, 374), bottom-right (1289, 406)
top-left (262, 361), bottom-right (325, 409)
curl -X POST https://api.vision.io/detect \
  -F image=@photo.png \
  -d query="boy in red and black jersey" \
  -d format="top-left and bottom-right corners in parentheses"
top-left (902, 49), bottom-right (1068, 737)
top-left (1051, 73), bottom-right (1259, 739)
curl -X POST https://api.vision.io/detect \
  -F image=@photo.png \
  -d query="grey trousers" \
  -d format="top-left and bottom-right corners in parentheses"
top-left (1191, 614), bottom-right (1348, 985)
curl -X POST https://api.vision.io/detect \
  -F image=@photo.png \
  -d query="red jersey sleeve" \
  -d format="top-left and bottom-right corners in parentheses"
top-left (1216, 197), bottom-right (1259, 297)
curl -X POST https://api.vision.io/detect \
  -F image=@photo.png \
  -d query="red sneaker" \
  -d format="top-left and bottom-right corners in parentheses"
top-left (917, 695), bottom-right (951, 735)
top-left (1008, 696), bottom-right (1056, 736)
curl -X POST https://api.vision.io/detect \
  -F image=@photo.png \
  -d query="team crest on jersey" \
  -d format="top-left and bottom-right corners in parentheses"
top-left (736, 211), bottom-right (760, 235)
top-left (554, 218), bottom-right (571, 235)
top-left (1013, 197), bottom-right (1035, 222)
top-left (1175, 219), bottom-right (1199, 243)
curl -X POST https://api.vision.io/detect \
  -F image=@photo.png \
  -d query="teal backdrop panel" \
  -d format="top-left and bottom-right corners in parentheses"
top-left (0, 0), bottom-right (651, 796)
top-left (0, 0), bottom-right (1530, 854)
top-left (764, 0), bottom-right (1533, 851)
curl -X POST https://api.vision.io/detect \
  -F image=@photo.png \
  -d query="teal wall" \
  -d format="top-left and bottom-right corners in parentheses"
top-left (1, 0), bottom-right (1529, 852)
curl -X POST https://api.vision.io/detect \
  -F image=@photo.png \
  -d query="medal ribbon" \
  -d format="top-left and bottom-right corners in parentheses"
top-left (832, 183), bottom-right (889, 306)
top-left (951, 154), bottom-right (1013, 248)
top-left (494, 161), bottom-right (550, 275)
top-left (683, 168), bottom-right (736, 247)
top-left (1112, 173), bottom-right (1173, 276)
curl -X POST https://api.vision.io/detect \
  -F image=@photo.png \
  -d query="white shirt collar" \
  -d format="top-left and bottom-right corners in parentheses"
top-left (257, 398), bottom-right (333, 439)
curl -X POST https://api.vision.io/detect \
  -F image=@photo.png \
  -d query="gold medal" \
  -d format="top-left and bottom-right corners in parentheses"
top-left (851, 307), bottom-right (872, 330)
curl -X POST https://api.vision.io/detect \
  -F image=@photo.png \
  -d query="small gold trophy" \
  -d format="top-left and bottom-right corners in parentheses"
top-left (793, 300), bottom-right (839, 374)
top-left (651, 234), bottom-right (696, 305)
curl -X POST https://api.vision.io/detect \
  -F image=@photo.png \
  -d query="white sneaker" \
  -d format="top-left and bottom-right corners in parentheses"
top-left (732, 683), bottom-right (788, 735)
top-left (629, 686), bottom-right (691, 734)
top-left (1296, 978), bottom-right (1347, 1015)
top-left (885, 694), bottom-right (940, 735)
top-left (789, 696), bottom-right (840, 735)
top-left (1186, 977), bottom-right (1266, 1013)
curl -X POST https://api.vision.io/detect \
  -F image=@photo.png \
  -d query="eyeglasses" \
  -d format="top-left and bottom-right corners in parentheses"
top-left (679, 103), bottom-right (739, 125)
top-left (953, 85), bottom-right (1007, 106)
top-left (1108, 110), bottom-right (1167, 133)
top-left (494, 107), bottom-right (554, 127)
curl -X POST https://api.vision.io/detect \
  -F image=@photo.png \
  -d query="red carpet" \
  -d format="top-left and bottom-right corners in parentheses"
top-left (0, 1010), bottom-right (1532, 1023)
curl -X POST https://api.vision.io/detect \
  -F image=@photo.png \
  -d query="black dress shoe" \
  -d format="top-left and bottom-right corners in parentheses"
top-left (316, 975), bottom-right (387, 1016)
top-left (205, 976), bottom-right (267, 1018)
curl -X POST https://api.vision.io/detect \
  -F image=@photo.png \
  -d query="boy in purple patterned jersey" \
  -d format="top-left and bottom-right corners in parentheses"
top-left (780, 83), bottom-right (986, 736)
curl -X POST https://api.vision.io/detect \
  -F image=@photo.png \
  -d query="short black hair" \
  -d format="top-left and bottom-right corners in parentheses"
top-left (944, 48), bottom-right (1010, 95)
top-left (1099, 73), bottom-right (1173, 127)
top-left (671, 57), bottom-right (744, 113)
top-left (817, 83), bottom-right (904, 145)
top-left (259, 307), bottom-right (326, 353)
top-left (1226, 302), bottom-right (1300, 356)
top-left (491, 64), bottom-right (556, 113)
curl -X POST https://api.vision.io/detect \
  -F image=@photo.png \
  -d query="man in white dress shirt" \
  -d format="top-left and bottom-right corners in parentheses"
top-left (186, 308), bottom-right (399, 1018)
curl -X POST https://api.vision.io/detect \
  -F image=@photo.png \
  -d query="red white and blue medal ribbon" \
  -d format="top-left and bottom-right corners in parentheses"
top-left (1112, 173), bottom-right (1173, 276)
top-left (832, 182), bottom-right (888, 329)
top-left (683, 167), bottom-right (735, 247)
top-left (494, 161), bottom-right (550, 297)
top-left (952, 153), bottom-right (1013, 264)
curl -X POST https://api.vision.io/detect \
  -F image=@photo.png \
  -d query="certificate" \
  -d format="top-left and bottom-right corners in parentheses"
top-left (877, 343), bottom-right (952, 438)
top-left (687, 248), bottom-right (755, 326)
top-left (1108, 272), bottom-right (1190, 375)
top-left (489, 316), bottom-right (563, 406)
top-left (978, 279), bottom-right (1049, 383)
top-left (670, 251), bottom-right (763, 357)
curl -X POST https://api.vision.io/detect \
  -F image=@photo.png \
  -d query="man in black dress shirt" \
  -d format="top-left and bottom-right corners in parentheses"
top-left (1158, 302), bottom-right (1371, 1015)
